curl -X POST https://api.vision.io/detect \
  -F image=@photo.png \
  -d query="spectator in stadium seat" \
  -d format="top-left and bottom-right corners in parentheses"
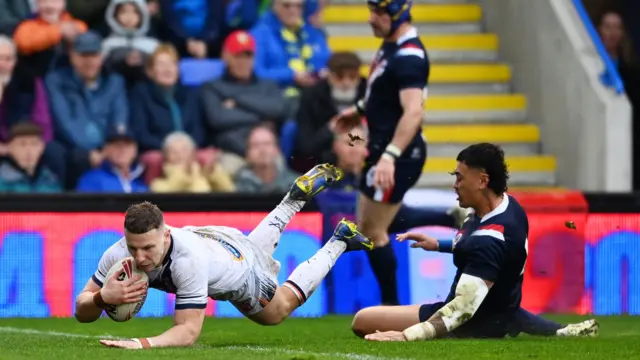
top-left (202, 30), bottom-right (287, 176)
top-left (0, 35), bottom-right (52, 146)
top-left (46, 30), bottom-right (129, 188)
top-left (0, 35), bottom-right (68, 184)
top-left (150, 131), bottom-right (235, 193)
top-left (130, 43), bottom-right (216, 183)
top-left (234, 124), bottom-right (299, 194)
top-left (249, 0), bottom-right (330, 95)
top-left (597, 10), bottom-right (640, 189)
top-left (75, 123), bottom-right (148, 193)
top-left (13, 0), bottom-right (87, 77)
top-left (0, 122), bottom-right (62, 193)
top-left (294, 51), bottom-right (366, 171)
top-left (0, 0), bottom-right (36, 35)
top-left (156, 0), bottom-right (224, 58)
top-left (330, 125), bottom-right (368, 191)
top-left (224, 0), bottom-right (324, 31)
top-left (102, 0), bottom-right (159, 88)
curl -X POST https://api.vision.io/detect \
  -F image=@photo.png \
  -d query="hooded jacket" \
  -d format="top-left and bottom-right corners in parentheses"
top-left (102, 0), bottom-right (158, 57)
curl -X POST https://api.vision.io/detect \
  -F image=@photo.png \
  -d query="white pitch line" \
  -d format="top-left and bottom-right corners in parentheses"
top-left (0, 327), bottom-right (411, 360)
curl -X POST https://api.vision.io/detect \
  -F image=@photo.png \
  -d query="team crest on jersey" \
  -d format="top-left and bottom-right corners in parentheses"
top-left (195, 232), bottom-right (245, 261)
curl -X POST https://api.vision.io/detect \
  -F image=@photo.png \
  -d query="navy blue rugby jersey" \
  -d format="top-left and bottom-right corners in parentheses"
top-left (445, 194), bottom-right (529, 337)
top-left (363, 27), bottom-right (430, 158)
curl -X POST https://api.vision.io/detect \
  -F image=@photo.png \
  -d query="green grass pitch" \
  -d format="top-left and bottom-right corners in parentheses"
top-left (1, 315), bottom-right (639, 359)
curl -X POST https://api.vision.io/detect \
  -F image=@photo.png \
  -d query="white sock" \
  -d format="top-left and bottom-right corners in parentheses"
top-left (284, 238), bottom-right (347, 304)
top-left (247, 195), bottom-right (305, 252)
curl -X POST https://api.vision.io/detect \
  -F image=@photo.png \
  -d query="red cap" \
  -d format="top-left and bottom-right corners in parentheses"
top-left (223, 31), bottom-right (256, 55)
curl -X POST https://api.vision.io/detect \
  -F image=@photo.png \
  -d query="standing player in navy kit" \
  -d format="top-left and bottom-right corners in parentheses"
top-left (332, 0), bottom-right (429, 306)
top-left (351, 143), bottom-right (599, 341)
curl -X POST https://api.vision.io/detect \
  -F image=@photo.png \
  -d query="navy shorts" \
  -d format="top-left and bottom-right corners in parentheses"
top-left (418, 302), bottom-right (446, 322)
top-left (358, 138), bottom-right (427, 204)
top-left (418, 302), bottom-right (510, 339)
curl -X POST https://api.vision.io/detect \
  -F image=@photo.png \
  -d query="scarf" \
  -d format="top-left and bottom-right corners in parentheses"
top-left (280, 21), bottom-right (314, 97)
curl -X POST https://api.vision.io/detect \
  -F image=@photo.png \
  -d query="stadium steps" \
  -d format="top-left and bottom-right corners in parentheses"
top-left (325, 0), bottom-right (557, 187)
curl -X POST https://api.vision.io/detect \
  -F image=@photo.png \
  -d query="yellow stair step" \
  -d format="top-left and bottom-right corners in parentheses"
top-left (423, 124), bottom-right (539, 143)
top-left (360, 64), bottom-right (511, 83)
top-left (424, 156), bottom-right (556, 173)
top-left (329, 34), bottom-right (498, 51)
top-left (425, 94), bottom-right (527, 111)
top-left (324, 4), bottom-right (482, 23)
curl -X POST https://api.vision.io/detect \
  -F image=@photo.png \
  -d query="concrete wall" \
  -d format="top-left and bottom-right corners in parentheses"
top-left (480, 0), bottom-right (632, 191)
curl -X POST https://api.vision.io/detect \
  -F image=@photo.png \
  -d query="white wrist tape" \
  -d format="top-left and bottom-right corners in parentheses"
top-left (131, 337), bottom-right (153, 349)
top-left (131, 338), bottom-right (143, 349)
top-left (381, 152), bottom-right (396, 162)
top-left (437, 273), bottom-right (489, 331)
top-left (385, 144), bottom-right (402, 158)
top-left (403, 321), bottom-right (436, 341)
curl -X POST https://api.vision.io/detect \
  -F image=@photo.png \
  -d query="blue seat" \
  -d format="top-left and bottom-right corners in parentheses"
top-left (280, 120), bottom-right (297, 160)
top-left (179, 59), bottom-right (226, 86)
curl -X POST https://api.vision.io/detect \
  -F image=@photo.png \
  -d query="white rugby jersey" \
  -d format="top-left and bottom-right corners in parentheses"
top-left (91, 225), bottom-right (258, 310)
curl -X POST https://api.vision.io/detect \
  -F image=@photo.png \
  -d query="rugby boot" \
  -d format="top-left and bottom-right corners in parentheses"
top-left (332, 218), bottom-right (374, 252)
top-left (556, 319), bottom-right (599, 337)
top-left (288, 163), bottom-right (343, 201)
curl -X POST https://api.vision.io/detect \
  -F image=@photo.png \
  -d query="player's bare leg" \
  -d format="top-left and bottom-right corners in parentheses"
top-left (351, 305), bottom-right (423, 337)
top-left (357, 194), bottom-right (402, 305)
top-left (249, 219), bottom-right (373, 325)
top-left (247, 163), bottom-right (344, 256)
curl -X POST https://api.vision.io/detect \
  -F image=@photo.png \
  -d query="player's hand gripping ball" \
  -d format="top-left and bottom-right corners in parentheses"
top-left (103, 257), bottom-right (149, 322)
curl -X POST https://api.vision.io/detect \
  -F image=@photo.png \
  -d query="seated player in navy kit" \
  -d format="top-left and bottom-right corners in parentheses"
top-left (331, 0), bottom-right (431, 307)
top-left (352, 143), bottom-right (599, 341)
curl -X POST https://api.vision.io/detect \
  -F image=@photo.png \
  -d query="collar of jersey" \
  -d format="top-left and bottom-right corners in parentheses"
top-left (162, 235), bottom-right (174, 266)
top-left (396, 26), bottom-right (418, 45)
top-left (479, 193), bottom-right (510, 223)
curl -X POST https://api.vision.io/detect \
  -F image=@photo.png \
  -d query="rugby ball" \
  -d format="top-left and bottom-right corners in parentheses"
top-left (104, 257), bottom-right (149, 322)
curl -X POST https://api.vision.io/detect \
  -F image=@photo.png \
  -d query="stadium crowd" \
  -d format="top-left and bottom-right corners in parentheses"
top-left (0, 0), bottom-right (366, 194)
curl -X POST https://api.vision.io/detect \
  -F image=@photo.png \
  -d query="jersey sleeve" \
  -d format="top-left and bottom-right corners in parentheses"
top-left (172, 257), bottom-right (209, 310)
top-left (91, 240), bottom-right (127, 287)
top-left (391, 45), bottom-right (430, 90)
top-left (462, 226), bottom-right (507, 283)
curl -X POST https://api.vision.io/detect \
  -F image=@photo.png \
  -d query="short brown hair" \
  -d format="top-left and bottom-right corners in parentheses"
top-left (8, 121), bottom-right (43, 141)
top-left (146, 43), bottom-right (179, 70)
top-left (124, 201), bottom-right (164, 234)
top-left (327, 52), bottom-right (362, 75)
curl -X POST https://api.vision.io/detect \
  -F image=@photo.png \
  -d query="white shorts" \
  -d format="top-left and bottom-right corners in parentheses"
top-left (229, 239), bottom-right (281, 316)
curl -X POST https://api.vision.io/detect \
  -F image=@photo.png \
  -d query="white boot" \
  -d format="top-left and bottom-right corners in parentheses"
top-left (556, 319), bottom-right (599, 337)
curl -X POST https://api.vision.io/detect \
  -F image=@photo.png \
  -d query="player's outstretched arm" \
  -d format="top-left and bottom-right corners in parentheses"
top-left (99, 308), bottom-right (206, 349)
top-left (396, 232), bottom-right (454, 252)
top-left (153, 308), bottom-right (206, 347)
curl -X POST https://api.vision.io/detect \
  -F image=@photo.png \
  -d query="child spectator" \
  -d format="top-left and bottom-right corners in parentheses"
top-left (103, 0), bottom-right (159, 87)
top-left (13, 0), bottom-right (87, 76)
top-left (150, 132), bottom-right (235, 193)
top-left (0, 121), bottom-right (62, 193)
